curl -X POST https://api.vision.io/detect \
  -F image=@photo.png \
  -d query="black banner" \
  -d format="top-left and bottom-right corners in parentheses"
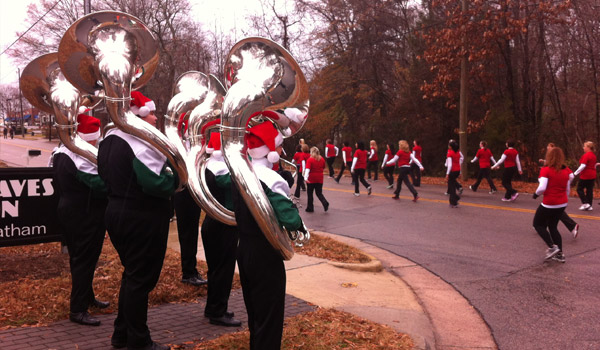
top-left (0, 167), bottom-right (62, 247)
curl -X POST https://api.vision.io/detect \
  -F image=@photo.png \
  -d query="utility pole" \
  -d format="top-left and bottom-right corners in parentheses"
top-left (459, 0), bottom-right (468, 180)
top-left (18, 68), bottom-right (25, 138)
top-left (84, 0), bottom-right (91, 15)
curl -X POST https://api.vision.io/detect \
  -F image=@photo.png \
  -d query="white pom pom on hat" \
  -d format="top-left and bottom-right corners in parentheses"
top-left (246, 121), bottom-right (283, 164)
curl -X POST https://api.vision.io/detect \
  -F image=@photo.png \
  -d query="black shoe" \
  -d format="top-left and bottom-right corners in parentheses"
top-left (209, 314), bottom-right (242, 327)
top-left (204, 311), bottom-right (234, 318)
top-left (181, 275), bottom-right (208, 286)
top-left (69, 311), bottom-right (101, 326)
top-left (324, 202), bottom-right (329, 212)
top-left (111, 337), bottom-right (127, 349)
top-left (90, 298), bottom-right (110, 309)
top-left (305, 208), bottom-right (314, 213)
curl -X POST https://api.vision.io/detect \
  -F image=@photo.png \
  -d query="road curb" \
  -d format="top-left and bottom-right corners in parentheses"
top-left (327, 253), bottom-right (383, 272)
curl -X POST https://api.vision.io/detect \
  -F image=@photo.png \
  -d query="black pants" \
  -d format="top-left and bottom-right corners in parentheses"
top-left (367, 160), bottom-right (378, 180)
top-left (410, 163), bottom-right (421, 186)
top-left (559, 211), bottom-right (577, 232)
top-left (326, 157), bottom-right (335, 177)
top-left (502, 166), bottom-right (518, 199)
top-left (471, 167), bottom-right (497, 191)
top-left (107, 206), bottom-right (170, 348)
top-left (174, 188), bottom-right (201, 279)
top-left (383, 166), bottom-right (395, 186)
top-left (577, 179), bottom-right (595, 205)
top-left (294, 172), bottom-right (305, 198)
top-left (394, 167), bottom-right (418, 198)
top-left (448, 171), bottom-right (461, 205)
top-left (238, 233), bottom-right (286, 350)
top-left (335, 161), bottom-right (352, 183)
top-left (59, 201), bottom-right (106, 313)
top-left (353, 169), bottom-right (370, 194)
top-left (533, 205), bottom-right (565, 251)
top-left (201, 216), bottom-right (239, 318)
top-left (306, 183), bottom-right (329, 211)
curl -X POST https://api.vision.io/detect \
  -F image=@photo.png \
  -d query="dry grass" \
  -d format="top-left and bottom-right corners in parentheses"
top-left (189, 308), bottom-right (413, 350)
top-left (0, 239), bottom-right (240, 329)
top-left (296, 233), bottom-right (371, 263)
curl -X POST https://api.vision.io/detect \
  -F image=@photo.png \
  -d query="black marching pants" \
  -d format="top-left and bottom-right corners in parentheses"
top-left (173, 187), bottom-right (201, 279)
top-left (410, 163), bottom-right (421, 186)
top-left (367, 160), bottom-right (378, 180)
top-left (307, 183), bottom-right (329, 211)
top-left (394, 167), bottom-right (418, 198)
top-left (502, 166), bottom-right (518, 199)
top-left (237, 233), bottom-right (286, 350)
top-left (59, 201), bottom-right (106, 313)
top-left (471, 167), bottom-right (497, 191)
top-left (107, 206), bottom-right (170, 349)
top-left (201, 216), bottom-right (239, 318)
top-left (353, 169), bottom-right (370, 194)
top-left (577, 179), bottom-right (595, 205)
top-left (335, 161), bottom-right (352, 182)
top-left (448, 171), bottom-right (461, 205)
top-left (533, 205), bottom-right (565, 251)
top-left (383, 166), bottom-right (395, 186)
top-left (294, 172), bottom-right (305, 198)
top-left (326, 157), bottom-right (335, 177)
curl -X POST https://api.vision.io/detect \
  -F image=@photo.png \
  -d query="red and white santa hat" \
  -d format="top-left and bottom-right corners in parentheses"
top-left (130, 91), bottom-right (156, 117)
top-left (246, 121), bottom-right (283, 163)
top-left (77, 114), bottom-right (101, 142)
top-left (206, 131), bottom-right (223, 158)
top-left (78, 106), bottom-right (91, 114)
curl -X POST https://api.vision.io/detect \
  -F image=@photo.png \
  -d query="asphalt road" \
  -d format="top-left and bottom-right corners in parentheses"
top-left (3, 137), bottom-right (599, 349)
top-left (301, 176), bottom-right (600, 350)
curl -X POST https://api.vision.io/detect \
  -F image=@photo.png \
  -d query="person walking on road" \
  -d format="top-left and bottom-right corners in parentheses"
top-left (446, 140), bottom-right (461, 207)
top-left (573, 141), bottom-right (597, 211)
top-left (410, 140), bottom-right (422, 187)
top-left (387, 140), bottom-right (423, 202)
top-left (3, 127), bottom-right (7, 139)
top-left (304, 146), bottom-right (329, 212)
top-left (469, 141), bottom-right (498, 194)
top-left (381, 143), bottom-right (396, 189)
top-left (351, 141), bottom-right (371, 196)
top-left (367, 140), bottom-right (379, 181)
top-left (492, 139), bottom-right (522, 202)
top-left (292, 144), bottom-right (307, 197)
top-left (335, 141), bottom-right (353, 184)
top-left (325, 139), bottom-right (338, 178)
top-left (532, 146), bottom-right (573, 263)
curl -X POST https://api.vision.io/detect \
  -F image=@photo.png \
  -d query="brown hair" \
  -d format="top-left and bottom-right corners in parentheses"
top-left (310, 146), bottom-right (322, 161)
top-left (398, 140), bottom-right (410, 152)
top-left (301, 143), bottom-right (309, 153)
top-left (545, 147), bottom-right (565, 172)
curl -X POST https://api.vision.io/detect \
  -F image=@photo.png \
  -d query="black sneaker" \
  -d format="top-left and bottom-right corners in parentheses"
top-left (367, 186), bottom-right (372, 195)
top-left (181, 275), bottom-right (207, 286)
top-left (552, 252), bottom-right (565, 263)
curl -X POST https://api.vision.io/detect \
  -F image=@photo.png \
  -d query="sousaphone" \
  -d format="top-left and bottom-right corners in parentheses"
top-left (20, 52), bottom-right (100, 164)
top-left (221, 37), bottom-right (310, 260)
top-left (57, 11), bottom-right (188, 189)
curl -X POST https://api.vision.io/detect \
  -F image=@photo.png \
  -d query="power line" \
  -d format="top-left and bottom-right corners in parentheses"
top-left (0, 0), bottom-right (61, 57)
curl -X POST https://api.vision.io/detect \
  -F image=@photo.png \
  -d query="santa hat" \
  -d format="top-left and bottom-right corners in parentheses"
top-left (206, 131), bottom-right (222, 158)
top-left (246, 121), bottom-right (283, 164)
top-left (130, 91), bottom-right (156, 117)
top-left (200, 119), bottom-right (221, 145)
top-left (77, 114), bottom-right (101, 142)
top-left (78, 106), bottom-right (91, 114)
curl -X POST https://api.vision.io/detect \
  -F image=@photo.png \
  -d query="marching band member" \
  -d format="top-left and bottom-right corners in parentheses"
top-left (446, 140), bottom-right (461, 207)
top-left (574, 141), bottom-right (597, 211)
top-left (381, 143), bottom-right (396, 188)
top-left (201, 132), bottom-right (241, 327)
top-left (325, 138), bottom-right (338, 178)
top-left (98, 91), bottom-right (176, 350)
top-left (410, 139), bottom-right (422, 187)
top-left (351, 141), bottom-right (371, 196)
top-left (469, 141), bottom-right (498, 194)
top-left (387, 140), bottom-right (423, 201)
top-left (233, 120), bottom-right (307, 350)
top-left (335, 141), bottom-right (353, 184)
top-left (367, 140), bottom-right (379, 180)
top-left (492, 139), bottom-right (522, 202)
top-left (173, 114), bottom-right (207, 287)
top-left (53, 112), bottom-right (109, 326)
top-left (303, 146), bottom-right (329, 212)
top-left (532, 147), bottom-right (573, 263)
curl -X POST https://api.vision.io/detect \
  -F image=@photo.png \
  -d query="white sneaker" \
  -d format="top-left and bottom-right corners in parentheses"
top-left (572, 224), bottom-right (579, 239)
top-left (501, 198), bottom-right (511, 202)
top-left (386, 184), bottom-right (393, 189)
top-left (545, 245), bottom-right (560, 260)
top-left (354, 193), bottom-right (360, 197)
top-left (579, 203), bottom-right (591, 211)
top-left (586, 206), bottom-right (593, 211)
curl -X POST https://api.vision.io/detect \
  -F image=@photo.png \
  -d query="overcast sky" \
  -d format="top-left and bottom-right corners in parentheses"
top-left (0, 0), bottom-right (264, 86)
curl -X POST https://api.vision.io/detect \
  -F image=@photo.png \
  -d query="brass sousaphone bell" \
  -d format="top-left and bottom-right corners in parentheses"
top-left (221, 37), bottom-right (310, 260)
top-left (20, 52), bottom-right (101, 164)
top-left (57, 11), bottom-right (188, 189)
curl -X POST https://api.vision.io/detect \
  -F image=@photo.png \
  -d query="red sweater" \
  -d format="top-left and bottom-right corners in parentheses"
top-left (412, 145), bottom-right (422, 161)
top-left (539, 166), bottom-right (572, 206)
top-left (342, 146), bottom-right (352, 163)
top-left (503, 149), bottom-right (518, 168)
top-left (395, 150), bottom-right (412, 167)
top-left (354, 149), bottom-right (368, 169)
top-left (447, 150), bottom-right (461, 172)
top-left (579, 151), bottom-right (597, 180)
top-left (475, 148), bottom-right (493, 168)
